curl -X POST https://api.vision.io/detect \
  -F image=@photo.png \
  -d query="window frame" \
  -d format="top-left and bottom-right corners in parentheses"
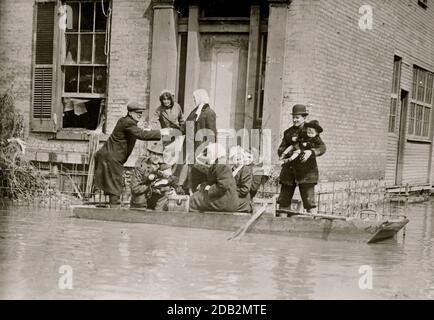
top-left (388, 56), bottom-right (402, 134)
top-left (407, 66), bottom-right (434, 142)
top-left (54, 0), bottom-right (111, 135)
top-left (60, 0), bottom-right (109, 99)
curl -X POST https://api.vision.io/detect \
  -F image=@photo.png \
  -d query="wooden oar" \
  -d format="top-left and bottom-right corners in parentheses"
top-left (228, 206), bottom-right (267, 241)
top-left (277, 209), bottom-right (347, 221)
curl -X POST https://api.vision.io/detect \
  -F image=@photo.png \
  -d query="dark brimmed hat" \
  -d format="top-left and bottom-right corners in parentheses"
top-left (292, 104), bottom-right (309, 116)
top-left (147, 142), bottom-right (164, 155)
top-left (305, 120), bottom-right (323, 133)
top-left (127, 101), bottom-right (146, 112)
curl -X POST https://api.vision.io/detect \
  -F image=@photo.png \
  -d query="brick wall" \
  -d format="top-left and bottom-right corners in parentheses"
top-left (280, 0), bottom-right (434, 182)
top-left (105, 0), bottom-right (154, 164)
top-left (0, 0), bottom-right (34, 136)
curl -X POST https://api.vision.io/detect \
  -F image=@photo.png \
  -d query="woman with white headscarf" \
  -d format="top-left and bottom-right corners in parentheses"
top-left (183, 89), bottom-right (217, 192)
top-left (190, 143), bottom-right (239, 212)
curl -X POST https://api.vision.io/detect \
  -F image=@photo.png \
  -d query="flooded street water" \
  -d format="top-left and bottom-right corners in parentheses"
top-left (0, 200), bottom-right (433, 300)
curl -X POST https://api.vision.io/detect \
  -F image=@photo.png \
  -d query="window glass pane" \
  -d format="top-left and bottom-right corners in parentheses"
top-left (392, 58), bottom-right (401, 94)
top-left (389, 98), bottom-right (397, 133)
top-left (94, 67), bottom-right (107, 93)
top-left (95, 1), bottom-right (109, 31)
top-left (412, 69), bottom-right (418, 99)
top-left (79, 67), bottom-right (93, 93)
top-left (80, 2), bottom-right (94, 31)
top-left (408, 103), bottom-right (415, 134)
top-left (417, 70), bottom-right (426, 101)
top-left (94, 34), bottom-right (106, 64)
top-left (426, 73), bottom-right (433, 104)
top-left (65, 2), bottom-right (79, 32)
top-left (80, 34), bottom-right (93, 64)
top-left (64, 66), bottom-right (78, 92)
top-left (65, 34), bottom-right (78, 64)
top-left (416, 105), bottom-right (423, 136)
top-left (423, 107), bottom-right (430, 137)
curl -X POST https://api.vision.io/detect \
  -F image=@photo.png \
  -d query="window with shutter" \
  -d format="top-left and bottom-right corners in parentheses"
top-left (31, 2), bottom-right (56, 132)
top-left (31, 1), bottom-right (111, 135)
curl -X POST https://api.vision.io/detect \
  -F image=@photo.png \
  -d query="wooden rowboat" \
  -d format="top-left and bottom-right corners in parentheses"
top-left (72, 206), bottom-right (409, 244)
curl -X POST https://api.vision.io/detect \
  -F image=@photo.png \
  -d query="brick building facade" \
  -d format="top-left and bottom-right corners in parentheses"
top-left (1, 0), bottom-right (434, 187)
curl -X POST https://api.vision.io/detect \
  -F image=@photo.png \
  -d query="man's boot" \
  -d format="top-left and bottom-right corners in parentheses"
top-left (109, 195), bottom-right (121, 208)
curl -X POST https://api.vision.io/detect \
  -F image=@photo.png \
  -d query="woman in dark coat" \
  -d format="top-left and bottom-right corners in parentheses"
top-left (151, 89), bottom-right (188, 186)
top-left (183, 89), bottom-right (217, 193)
top-left (151, 90), bottom-right (185, 144)
top-left (94, 101), bottom-right (169, 207)
top-left (190, 143), bottom-right (239, 212)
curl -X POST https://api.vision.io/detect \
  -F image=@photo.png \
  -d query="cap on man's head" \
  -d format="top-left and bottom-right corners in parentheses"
top-left (127, 101), bottom-right (146, 112)
top-left (292, 104), bottom-right (309, 116)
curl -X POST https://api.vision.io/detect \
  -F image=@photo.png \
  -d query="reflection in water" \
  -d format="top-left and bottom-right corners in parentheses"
top-left (0, 200), bottom-right (433, 299)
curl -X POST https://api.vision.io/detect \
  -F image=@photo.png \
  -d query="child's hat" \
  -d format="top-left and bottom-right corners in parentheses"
top-left (305, 120), bottom-right (323, 133)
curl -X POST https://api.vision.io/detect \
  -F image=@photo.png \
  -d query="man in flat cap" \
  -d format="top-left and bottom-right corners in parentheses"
top-left (94, 101), bottom-right (171, 207)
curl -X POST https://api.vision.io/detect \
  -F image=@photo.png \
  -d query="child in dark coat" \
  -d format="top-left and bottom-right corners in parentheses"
top-left (280, 120), bottom-right (324, 165)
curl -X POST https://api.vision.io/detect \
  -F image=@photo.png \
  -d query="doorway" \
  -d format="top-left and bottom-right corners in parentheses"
top-left (395, 89), bottom-right (409, 185)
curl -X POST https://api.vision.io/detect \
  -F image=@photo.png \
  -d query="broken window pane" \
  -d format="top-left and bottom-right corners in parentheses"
top-left (80, 2), bottom-right (94, 31)
top-left (93, 67), bottom-right (106, 93)
top-left (65, 2), bottom-right (79, 32)
top-left (94, 34), bottom-right (106, 64)
top-left (64, 66), bottom-right (78, 92)
top-left (95, 1), bottom-right (108, 31)
top-left (80, 34), bottom-right (93, 64)
top-left (62, 98), bottom-right (101, 129)
top-left (65, 34), bottom-right (78, 64)
top-left (79, 67), bottom-right (93, 93)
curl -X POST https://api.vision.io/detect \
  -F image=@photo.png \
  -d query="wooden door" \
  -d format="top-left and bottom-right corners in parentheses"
top-left (198, 34), bottom-right (249, 142)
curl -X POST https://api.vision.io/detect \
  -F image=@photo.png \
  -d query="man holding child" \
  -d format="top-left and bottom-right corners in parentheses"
top-left (277, 104), bottom-right (326, 214)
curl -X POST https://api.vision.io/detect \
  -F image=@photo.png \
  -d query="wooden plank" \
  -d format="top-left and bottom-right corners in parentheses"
top-left (149, 2), bottom-right (178, 113)
top-left (428, 93), bottom-right (434, 184)
top-left (244, 6), bottom-right (261, 129)
top-left (396, 91), bottom-right (409, 185)
top-left (261, 2), bottom-right (287, 159)
top-left (183, 5), bottom-right (200, 116)
top-left (177, 21), bottom-right (268, 34)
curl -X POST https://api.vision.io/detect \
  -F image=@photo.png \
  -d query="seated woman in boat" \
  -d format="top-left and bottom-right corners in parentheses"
top-left (130, 142), bottom-right (183, 210)
top-left (190, 143), bottom-right (239, 212)
top-left (229, 146), bottom-right (253, 213)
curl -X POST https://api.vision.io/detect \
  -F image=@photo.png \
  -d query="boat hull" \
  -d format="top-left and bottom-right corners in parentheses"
top-left (72, 206), bottom-right (409, 244)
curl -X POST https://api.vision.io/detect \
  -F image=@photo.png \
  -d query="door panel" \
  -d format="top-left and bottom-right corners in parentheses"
top-left (199, 34), bottom-right (249, 135)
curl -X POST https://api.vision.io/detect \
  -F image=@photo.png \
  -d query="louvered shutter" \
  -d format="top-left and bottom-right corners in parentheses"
top-left (31, 2), bottom-right (56, 132)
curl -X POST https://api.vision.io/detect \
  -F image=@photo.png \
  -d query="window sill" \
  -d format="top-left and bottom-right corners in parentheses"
top-left (52, 130), bottom-right (108, 142)
top-left (406, 137), bottom-right (432, 144)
